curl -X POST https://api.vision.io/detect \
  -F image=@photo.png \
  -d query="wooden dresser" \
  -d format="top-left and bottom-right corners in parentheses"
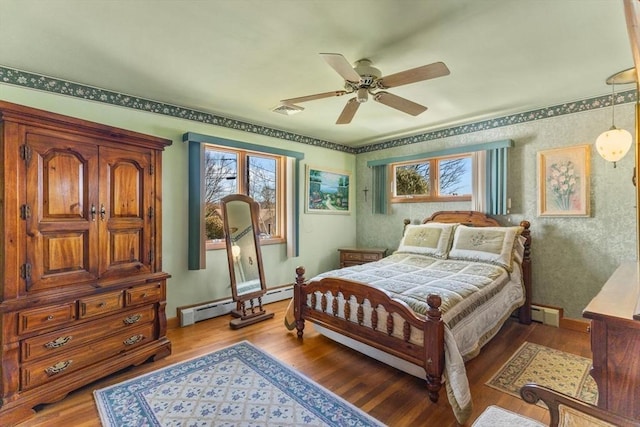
top-left (583, 261), bottom-right (640, 420)
top-left (338, 247), bottom-right (387, 267)
top-left (0, 101), bottom-right (172, 426)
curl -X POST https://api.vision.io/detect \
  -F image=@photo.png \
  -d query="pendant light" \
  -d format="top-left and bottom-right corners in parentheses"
top-left (595, 71), bottom-right (634, 168)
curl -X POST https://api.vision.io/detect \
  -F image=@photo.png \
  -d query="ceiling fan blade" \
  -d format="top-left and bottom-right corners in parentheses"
top-left (373, 91), bottom-right (427, 116)
top-left (378, 61), bottom-right (450, 88)
top-left (280, 90), bottom-right (347, 104)
top-left (320, 53), bottom-right (361, 83)
top-left (336, 98), bottom-right (360, 124)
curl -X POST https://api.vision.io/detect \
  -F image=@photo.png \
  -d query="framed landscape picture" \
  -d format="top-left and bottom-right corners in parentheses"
top-left (537, 144), bottom-right (590, 217)
top-left (305, 166), bottom-right (351, 214)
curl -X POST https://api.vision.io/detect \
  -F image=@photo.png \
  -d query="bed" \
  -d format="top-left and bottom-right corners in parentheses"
top-left (290, 211), bottom-right (531, 423)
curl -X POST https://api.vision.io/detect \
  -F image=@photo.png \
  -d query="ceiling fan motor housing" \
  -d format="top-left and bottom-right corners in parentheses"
top-left (353, 59), bottom-right (381, 88)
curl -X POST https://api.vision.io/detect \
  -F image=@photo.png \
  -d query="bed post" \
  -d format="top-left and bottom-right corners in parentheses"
top-left (424, 294), bottom-right (444, 402)
top-left (294, 266), bottom-right (306, 338)
top-left (519, 220), bottom-right (532, 325)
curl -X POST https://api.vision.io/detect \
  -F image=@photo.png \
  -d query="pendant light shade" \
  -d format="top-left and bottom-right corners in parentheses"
top-left (595, 126), bottom-right (633, 167)
top-left (596, 69), bottom-right (636, 167)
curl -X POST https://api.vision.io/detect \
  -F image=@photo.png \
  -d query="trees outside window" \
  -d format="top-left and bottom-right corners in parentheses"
top-left (204, 145), bottom-right (284, 247)
top-left (392, 154), bottom-right (471, 202)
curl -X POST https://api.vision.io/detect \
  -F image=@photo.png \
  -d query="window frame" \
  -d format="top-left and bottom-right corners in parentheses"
top-left (389, 153), bottom-right (473, 203)
top-left (203, 143), bottom-right (286, 250)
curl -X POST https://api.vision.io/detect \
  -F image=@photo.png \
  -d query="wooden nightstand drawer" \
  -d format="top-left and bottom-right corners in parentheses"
top-left (344, 252), bottom-right (364, 261)
top-left (338, 248), bottom-right (387, 267)
top-left (362, 252), bottom-right (383, 262)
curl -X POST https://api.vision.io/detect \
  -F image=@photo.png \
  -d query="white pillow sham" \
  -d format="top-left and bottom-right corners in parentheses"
top-left (448, 224), bottom-right (523, 271)
top-left (396, 222), bottom-right (458, 258)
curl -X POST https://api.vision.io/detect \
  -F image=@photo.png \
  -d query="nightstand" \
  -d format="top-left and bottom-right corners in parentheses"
top-left (338, 247), bottom-right (387, 267)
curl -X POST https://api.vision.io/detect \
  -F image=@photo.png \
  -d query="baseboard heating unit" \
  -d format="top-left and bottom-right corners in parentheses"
top-left (531, 304), bottom-right (560, 327)
top-left (179, 285), bottom-right (293, 327)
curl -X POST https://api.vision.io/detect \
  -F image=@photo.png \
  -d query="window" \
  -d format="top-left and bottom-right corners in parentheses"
top-left (391, 154), bottom-right (472, 203)
top-left (204, 144), bottom-right (285, 248)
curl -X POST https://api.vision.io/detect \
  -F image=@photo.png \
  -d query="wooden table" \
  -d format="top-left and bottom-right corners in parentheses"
top-left (583, 261), bottom-right (640, 420)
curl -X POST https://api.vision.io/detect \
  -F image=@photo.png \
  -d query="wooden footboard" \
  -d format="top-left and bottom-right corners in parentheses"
top-left (293, 266), bottom-right (445, 402)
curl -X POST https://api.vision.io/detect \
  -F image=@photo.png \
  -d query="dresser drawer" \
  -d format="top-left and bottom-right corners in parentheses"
top-left (21, 323), bottom-right (154, 390)
top-left (18, 302), bottom-right (76, 335)
top-left (21, 305), bottom-right (156, 363)
top-left (126, 282), bottom-right (163, 306)
top-left (78, 290), bottom-right (124, 319)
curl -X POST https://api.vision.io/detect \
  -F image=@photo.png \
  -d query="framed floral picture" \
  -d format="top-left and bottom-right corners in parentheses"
top-left (305, 165), bottom-right (351, 214)
top-left (537, 144), bottom-right (590, 217)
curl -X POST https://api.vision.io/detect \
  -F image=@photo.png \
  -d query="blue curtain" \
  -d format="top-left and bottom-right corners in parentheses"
top-left (371, 165), bottom-right (388, 215)
top-left (485, 146), bottom-right (509, 215)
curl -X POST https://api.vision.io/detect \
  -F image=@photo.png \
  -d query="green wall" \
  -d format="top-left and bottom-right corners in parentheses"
top-left (0, 85), bottom-right (357, 319)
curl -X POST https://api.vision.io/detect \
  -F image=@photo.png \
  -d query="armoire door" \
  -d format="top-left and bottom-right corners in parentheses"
top-left (98, 145), bottom-right (154, 278)
top-left (24, 132), bottom-right (100, 293)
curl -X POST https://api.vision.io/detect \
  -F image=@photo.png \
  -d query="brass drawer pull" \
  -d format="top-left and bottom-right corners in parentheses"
top-left (44, 336), bottom-right (73, 349)
top-left (45, 360), bottom-right (72, 376)
top-left (123, 314), bottom-right (142, 325)
top-left (46, 315), bottom-right (55, 321)
top-left (141, 293), bottom-right (148, 298)
top-left (124, 334), bottom-right (145, 346)
top-left (98, 302), bottom-right (106, 308)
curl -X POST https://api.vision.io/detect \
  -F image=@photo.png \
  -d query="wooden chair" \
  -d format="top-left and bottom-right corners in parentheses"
top-left (520, 383), bottom-right (640, 427)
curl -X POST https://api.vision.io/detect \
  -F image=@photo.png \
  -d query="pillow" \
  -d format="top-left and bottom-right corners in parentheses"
top-left (396, 222), bottom-right (457, 258)
top-left (448, 225), bottom-right (523, 271)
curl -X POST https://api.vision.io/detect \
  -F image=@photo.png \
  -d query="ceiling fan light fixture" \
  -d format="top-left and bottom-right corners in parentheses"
top-left (356, 88), bottom-right (368, 103)
top-left (272, 103), bottom-right (304, 115)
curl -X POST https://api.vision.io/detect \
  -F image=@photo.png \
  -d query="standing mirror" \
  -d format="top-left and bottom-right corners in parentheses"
top-left (221, 194), bottom-right (274, 329)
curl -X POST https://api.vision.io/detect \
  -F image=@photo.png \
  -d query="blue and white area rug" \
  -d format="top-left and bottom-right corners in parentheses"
top-left (94, 341), bottom-right (385, 426)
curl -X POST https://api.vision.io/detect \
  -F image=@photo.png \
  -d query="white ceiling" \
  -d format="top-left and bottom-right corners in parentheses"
top-left (0, 0), bottom-right (635, 148)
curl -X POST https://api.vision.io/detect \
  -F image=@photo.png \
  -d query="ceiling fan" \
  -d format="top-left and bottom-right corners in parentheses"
top-left (279, 53), bottom-right (450, 124)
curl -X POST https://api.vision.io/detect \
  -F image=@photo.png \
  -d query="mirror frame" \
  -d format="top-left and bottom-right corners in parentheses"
top-left (220, 193), bottom-right (273, 328)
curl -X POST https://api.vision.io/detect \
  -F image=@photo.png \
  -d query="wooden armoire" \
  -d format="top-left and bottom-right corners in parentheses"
top-left (0, 101), bottom-right (172, 425)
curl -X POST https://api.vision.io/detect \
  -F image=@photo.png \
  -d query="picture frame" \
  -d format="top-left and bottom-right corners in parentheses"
top-left (305, 165), bottom-right (351, 214)
top-left (537, 144), bottom-right (590, 217)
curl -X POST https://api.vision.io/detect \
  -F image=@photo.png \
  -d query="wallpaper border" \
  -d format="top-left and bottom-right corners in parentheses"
top-left (0, 65), bottom-right (635, 155)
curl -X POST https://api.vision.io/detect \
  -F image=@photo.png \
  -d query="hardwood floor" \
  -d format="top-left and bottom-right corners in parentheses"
top-left (17, 299), bottom-right (591, 427)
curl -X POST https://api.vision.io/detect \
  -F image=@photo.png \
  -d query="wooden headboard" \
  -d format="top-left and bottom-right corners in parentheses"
top-left (424, 210), bottom-right (501, 227)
